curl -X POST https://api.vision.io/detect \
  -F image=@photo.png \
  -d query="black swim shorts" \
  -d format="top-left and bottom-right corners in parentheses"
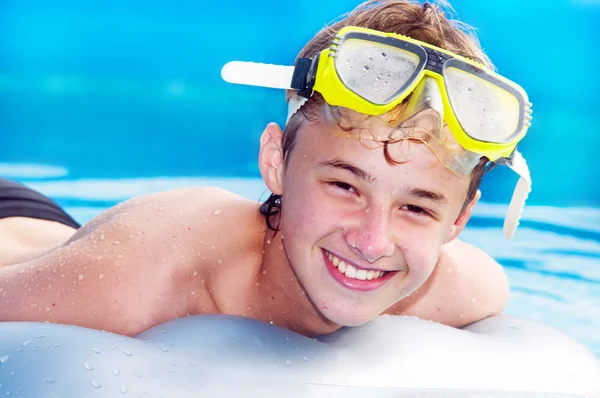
top-left (0, 178), bottom-right (80, 229)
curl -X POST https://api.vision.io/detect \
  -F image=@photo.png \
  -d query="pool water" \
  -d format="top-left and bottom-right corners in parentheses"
top-left (1, 0), bottom-right (599, 358)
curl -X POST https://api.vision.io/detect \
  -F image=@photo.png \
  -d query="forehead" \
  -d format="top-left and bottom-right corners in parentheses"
top-left (289, 120), bottom-right (471, 199)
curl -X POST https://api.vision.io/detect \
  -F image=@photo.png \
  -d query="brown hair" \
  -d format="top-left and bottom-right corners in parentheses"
top-left (260, 0), bottom-right (492, 231)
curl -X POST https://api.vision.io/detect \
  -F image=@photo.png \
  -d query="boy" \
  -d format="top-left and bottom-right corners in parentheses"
top-left (0, 0), bottom-right (531, 337)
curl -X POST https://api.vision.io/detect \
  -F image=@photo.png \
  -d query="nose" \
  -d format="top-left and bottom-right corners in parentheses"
top-left (344, 206), bottom-right (395, 263)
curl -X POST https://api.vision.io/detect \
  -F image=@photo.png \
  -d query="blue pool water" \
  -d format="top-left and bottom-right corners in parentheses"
top-left (1, 0), bottom-right (599, 357)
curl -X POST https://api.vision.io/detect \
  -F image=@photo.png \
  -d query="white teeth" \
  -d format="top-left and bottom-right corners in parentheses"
top-left (326, 251), bottom-right (386, 281)
top-left (344, 264), bottom-right (356, 278)
top-left (355, 269), bottom-right (368, 281)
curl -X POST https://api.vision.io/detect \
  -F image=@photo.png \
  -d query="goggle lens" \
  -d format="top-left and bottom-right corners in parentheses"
top-left (335, 38), bottom-right (421, 104)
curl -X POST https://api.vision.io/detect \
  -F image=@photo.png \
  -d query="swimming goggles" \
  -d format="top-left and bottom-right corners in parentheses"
top-left (221, 26), bottom-right (532, 239)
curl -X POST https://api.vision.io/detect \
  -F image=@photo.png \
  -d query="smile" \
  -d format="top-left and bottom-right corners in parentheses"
top-left (322, 249), bottom-right (397, 292)
top-left (326, 251), bottom-right (387, 280)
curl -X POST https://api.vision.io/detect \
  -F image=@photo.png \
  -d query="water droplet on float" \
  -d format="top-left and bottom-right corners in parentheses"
top-left (285, 360), bottom-right (293, 366)
top-left (113, 368), bottom-right (120, 376)
top-left (381, 52), bottom-right (387, 58)
top-left (120, 386), bottom-right (127, 394)
top-left (0, 356), bottom-right (8, 363)
top-left (91, 380), bottom-right (101, 388)
top-left (363, 65), bottom-right (370, 71)
top-left (22, 340), bottom-right (31, 346)
top-left (123, 350), bottom-right (132, 356)
top-left (84, 362), bottom-right (94, 370)
top-left (42, 377), bottom-right (54, 383)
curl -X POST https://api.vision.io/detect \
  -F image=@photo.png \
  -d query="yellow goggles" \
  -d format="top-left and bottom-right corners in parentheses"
top-left (288, 26), bottom-right (532, 162)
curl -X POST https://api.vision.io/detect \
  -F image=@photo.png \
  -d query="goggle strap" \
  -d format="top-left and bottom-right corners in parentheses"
top-left (221, 61), bottom-right (294, 89)
top-left (503, 150), bottom-right (532, 239)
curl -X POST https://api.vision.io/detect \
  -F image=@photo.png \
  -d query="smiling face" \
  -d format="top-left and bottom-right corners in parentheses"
top-left (259, 115), bottom-right (478, 327)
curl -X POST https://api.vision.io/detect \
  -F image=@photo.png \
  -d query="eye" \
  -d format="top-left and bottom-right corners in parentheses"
top-left (328, 181), bottom-right (357, 193)
top-left (401, 204), bottom-right (429, 216)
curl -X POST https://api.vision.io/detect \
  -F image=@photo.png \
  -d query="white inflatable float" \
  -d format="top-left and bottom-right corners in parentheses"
top-left (0, 315), bottom-right (599, 397)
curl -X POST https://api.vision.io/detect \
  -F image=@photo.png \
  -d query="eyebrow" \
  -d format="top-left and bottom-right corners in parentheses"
top-left (405, 187), bottom-right (449, 205)
top-left (318, 159), bottom-right (376, 183)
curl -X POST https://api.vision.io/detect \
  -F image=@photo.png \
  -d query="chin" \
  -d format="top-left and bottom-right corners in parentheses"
top-left (318, 304), bottom-right (380, 328)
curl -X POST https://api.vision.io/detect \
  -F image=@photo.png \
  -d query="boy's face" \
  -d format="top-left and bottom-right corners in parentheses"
top-left (274, 117), bottom-right (476, 326)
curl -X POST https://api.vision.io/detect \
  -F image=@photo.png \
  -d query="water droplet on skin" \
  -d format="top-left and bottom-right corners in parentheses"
top-left (217, 259), bottom-right (223, 264)
top-left (156, 294), bottom-right (161, 299)
top-left (262, 270), bottom-right (267, 275)
top-left (78, 274), bottom-right (84, 280)
top-left (113, 368), bottom-right (120, 376)
top-left (91, 380), bottom-right (101, 388)
top-left (84, 362), bottom-right (94, 370)
top-left (213, 209), bottom-right (221, 215)
top-left (192, 270), bottom-right (198, 277)
top-left (98, 273), bottom-right (105, 280)
top-left (114, 241), bottom-right (120, 245)
top-left (100, 234), bottom-right (105, 240)
top-left (471, 297), bottom-right (477, 303)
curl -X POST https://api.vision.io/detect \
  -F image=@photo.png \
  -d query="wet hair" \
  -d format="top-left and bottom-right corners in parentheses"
top-left (260, 0), bottom-right (493, 231)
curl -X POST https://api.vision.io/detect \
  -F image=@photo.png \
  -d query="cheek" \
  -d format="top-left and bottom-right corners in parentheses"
top-left (398, 230), bottom-right (444, 280)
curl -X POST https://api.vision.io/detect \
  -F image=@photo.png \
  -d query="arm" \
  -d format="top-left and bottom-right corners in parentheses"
top-left (387, 238), bottom-right (510, 328)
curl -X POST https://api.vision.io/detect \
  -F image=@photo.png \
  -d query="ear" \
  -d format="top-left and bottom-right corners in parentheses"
top-left (444, 189), bottom-right (481, 244)
top-left (258, 123), bottom-right (285, 195)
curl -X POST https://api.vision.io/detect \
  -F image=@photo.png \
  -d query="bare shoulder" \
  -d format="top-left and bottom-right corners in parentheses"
top-left (387, 239), bottom-right (510, 327)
